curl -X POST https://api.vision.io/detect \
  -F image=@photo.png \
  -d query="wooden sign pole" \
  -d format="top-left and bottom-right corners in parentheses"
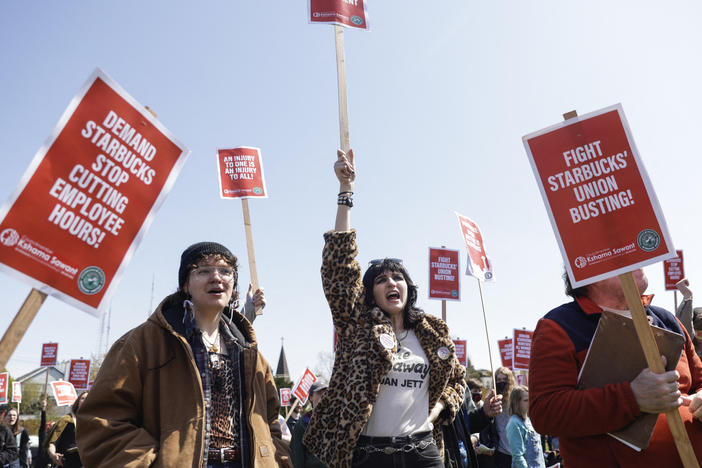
top-left (674, 289), bottom-right (679, 313)
top-left (441, 245), bottom-right (447, 322)
top-left (283, 399), bottom-right (300, 424)
top-left (477, 279), bottom-right (497, 391)
top-left (619, 272), bottom-right (698, 467)
top-left (0, 288), bottom-right (47, 370)
top-left (562, 109), bottom-right (697, 467)
top-left (241, 198), bottom-right (262, 316)
top-left (334, 25), bottom-right (351, 153)
top-left (43, 367), bottom-right (50, 402)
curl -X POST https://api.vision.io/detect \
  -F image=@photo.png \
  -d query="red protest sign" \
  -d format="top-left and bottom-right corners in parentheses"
top-left (50, 381), bottom-right (77, 407)
top-left (292, 367), bottom-right (317, 405)
top-left (663, 250), bottom-right (684, 291)
top-left (523, 104), bottom-right (675, 287)
top-left (11, 382), bottom-right (21, 403)
top-left (428, 248), bottom-right (460, 301)
top-left (308, 0), bottom-right (369, 30)
top-left (217, 147), bottom-right (268, 199)
top-left (0, 373), bottom-right (7, 404)
top-left (455, 213), bottom-right (493, 281)
top-left (68, 359), bottom-right (91, 390)
top-left (41, 342), bottom-right (58, 367)
top-left (280, 388), bottom-right (292, 407)
top-left (0, 69), bottom-right (189, 316)
top-left (453, 339), bottom-right (467, 367)
top-left (513, 329), bottom-right (533, 371)
top-left (498, 338), bottom-right (513, 370)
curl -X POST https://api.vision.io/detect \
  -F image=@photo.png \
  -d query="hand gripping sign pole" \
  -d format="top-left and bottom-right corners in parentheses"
top-left (217, 147), bottom-right (269, 316)
top-left (524, 107), bottom-right (696, 467)
top-left (455, 213), bottom-right (497, 390)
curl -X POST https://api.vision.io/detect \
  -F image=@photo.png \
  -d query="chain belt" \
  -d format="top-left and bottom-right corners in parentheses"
top-left (355, 436), bottom-right (436, 455)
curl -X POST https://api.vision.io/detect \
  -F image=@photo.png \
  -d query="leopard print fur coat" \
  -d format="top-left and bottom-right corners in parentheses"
top-left (304, 230), bottom-right (466, 468)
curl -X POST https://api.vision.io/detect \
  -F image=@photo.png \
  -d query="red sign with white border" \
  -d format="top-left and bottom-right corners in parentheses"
top-left (41, 342), bottom-right (58, 367)
top-left (11, 382), bottom-right (21, 403)
top-left (68, 359), bottom-right (91, 390)
top-left (428, 247), bottom-right (460, 301)
top-left (292, 367), bottom-right (317, 405)
top-left (664, 250), bottom-right (684, 291)
top-left (523, 104), bottom-right (675, 288)
top-left (308, 0), bottom-right (369, 30)
top-left (498, 338), bottom-right (513, 370)
top-left (50, 381), bottom-right (77, 407)
top-left (453, 339), bottom-right (467, 367)
top-left (0, 373), bottom-right (7, 404)
top-left (217, 147), bottom-right (268, 199)
top-left (0, 69), bottom-right (190, 316)
top-left (280, 388), bottom-right (292, 407)
top-left (455, 213), bottom-right (493, 281)
top-left (513, 329), bottom-right (533, 371)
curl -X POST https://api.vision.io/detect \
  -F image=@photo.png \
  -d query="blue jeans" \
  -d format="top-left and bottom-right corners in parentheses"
top-left (352, 432), bottom-right (444, 468)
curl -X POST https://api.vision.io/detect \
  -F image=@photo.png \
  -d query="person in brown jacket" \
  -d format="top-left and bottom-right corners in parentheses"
top-left (76, 242), bottom-right (291, 468)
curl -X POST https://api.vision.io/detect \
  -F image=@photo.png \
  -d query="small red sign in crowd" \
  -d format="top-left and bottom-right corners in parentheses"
top-left (51, 381), bottom-right (78, 407)
top-left (455, 213), bottom-right (493, 281)
top-left (513, 329), bottom-right (533, 371)
top-left (308, 0), bottom-right (369, 30)
top-left (280, 388), bottom-right (292, 407)
top-left (523, 104), bottom-right (675, 287)
top-left (69, 359), bottom-right (91, 390)
top-left (12, 382), bottom-right (22, 403)
top-left (0, 373), bottom-right (8, 404)
top-left (428, 247), bottom-right (460, 301)
top-left (453, 339), bottom-right (467, 367)
top-left (41, 342), bottom-right (58, 367)
top-left (217, 147), bottom-right (268, 199)
top-left (292, 368), bottom-right (317, 405)
top-left (498, 338), bottom-right (513, 370)
top-left (663, 250), bottom-right (684, 291)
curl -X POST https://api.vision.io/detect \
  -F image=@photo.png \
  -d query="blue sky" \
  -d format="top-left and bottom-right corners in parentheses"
top-left (1, 1), bottom-right (701, 382)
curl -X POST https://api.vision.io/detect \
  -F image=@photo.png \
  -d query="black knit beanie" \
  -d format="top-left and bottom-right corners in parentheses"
top-left (178, 242), bottom-right (237, 289)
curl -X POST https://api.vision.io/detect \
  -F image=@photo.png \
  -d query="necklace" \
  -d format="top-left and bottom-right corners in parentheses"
top-left (201, 329), bottom-right (220, 353)
top-left (396, 329), bottom-right (410, 350)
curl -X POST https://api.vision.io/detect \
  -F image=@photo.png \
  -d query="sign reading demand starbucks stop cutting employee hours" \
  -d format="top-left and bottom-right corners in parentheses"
top-left (522, 104), bottom-right (675, 287)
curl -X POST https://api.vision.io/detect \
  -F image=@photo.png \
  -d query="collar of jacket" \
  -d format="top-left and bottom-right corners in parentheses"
top-left (151, 295), bottom-right (258, 350)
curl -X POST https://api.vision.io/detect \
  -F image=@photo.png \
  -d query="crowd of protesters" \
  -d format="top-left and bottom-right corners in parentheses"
top-left (1, 149), bottom-right (701, 468)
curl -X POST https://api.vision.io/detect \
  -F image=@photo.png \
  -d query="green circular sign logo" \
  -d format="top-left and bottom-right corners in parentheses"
top-left (637, 229), bottom-right (661, 252)
top-left (351, 15), bottom-right (363, 25)
top-left (78, 266), bottom-right (105, 295)
top-left (253, 187), bottom-right (263, 195)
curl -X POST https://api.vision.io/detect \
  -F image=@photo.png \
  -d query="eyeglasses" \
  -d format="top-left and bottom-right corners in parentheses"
top-left (368, 258), bottom-right (403, 265)
top-left (191, 266), bottom-right (235, 281)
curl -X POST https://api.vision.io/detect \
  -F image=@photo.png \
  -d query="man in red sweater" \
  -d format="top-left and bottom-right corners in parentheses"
top-left (529, 269), bottom-right (702, 467)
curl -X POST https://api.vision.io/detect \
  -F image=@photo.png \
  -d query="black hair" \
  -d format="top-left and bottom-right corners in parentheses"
top-left (362, 259), bottom-right (423, 329)
top-left (563, 269), bottom-right (590, 298)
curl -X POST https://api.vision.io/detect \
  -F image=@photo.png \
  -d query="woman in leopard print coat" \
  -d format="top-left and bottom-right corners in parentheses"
top-left (304, 149), bottom-right (466, 468)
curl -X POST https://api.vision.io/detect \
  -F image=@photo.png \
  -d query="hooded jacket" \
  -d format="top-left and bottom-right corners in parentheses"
top-left (304, 231), bottom-right (466, 467)
top-left (76, 296), bottom-right (291, 468)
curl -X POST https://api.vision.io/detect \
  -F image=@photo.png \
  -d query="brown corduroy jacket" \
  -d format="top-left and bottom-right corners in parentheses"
top-left (76, 297), bottom-right (291, 468)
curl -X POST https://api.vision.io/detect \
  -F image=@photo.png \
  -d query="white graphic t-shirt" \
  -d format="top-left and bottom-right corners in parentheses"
top-left (362, 329), bottom-right (432, 436)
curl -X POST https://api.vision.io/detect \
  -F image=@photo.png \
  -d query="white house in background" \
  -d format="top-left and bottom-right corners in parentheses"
top-left (14, 366), bottom-right (65, 386)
